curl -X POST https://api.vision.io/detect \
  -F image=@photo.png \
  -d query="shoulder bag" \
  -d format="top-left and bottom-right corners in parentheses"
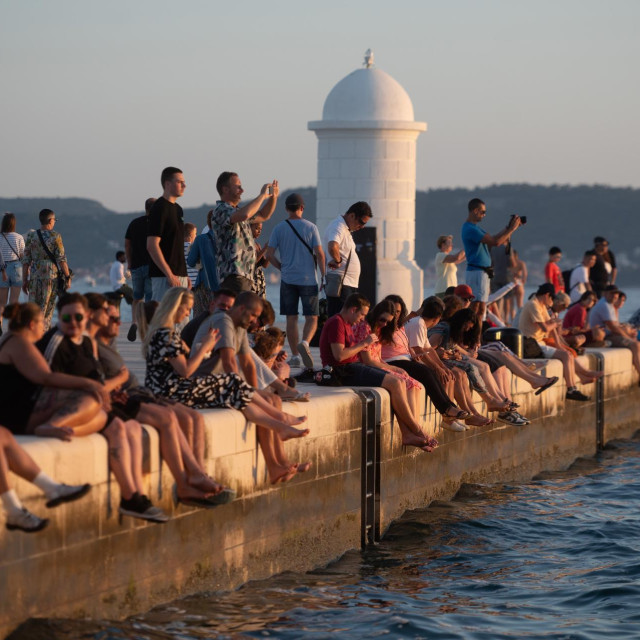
top-left (36, 230), bottom-right (70, 295)
top-left (325, 250), bottom-right (352, 298)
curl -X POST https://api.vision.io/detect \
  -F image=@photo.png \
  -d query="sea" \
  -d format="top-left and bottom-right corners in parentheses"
top-left (10, 283), bottom-right (640, 639)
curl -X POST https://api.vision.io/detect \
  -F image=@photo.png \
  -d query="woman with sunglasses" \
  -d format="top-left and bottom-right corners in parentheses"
top-left (143, 288), bottom-right (310, 443)
top-left (37, 293), bottom-right (169, 523)
top-left (0, 302), bottom-right (108, 440)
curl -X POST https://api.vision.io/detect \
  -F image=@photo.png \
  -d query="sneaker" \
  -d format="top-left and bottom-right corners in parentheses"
top-left (127, 323), bottom-right (138, 342)
top-left (46, 483), bottom-right (91, 508)
top-left (566, 389), bottom-right (590, 402)
top-left (297, 342), bottom-right (315, 370)
top-left (288, 355), bottom-right (302, 368)
top-left (442, 420), bottom-right (466, 432)
top-left (497, 412), bottom-right (528, 426)
top-left (207, 488), bottom-right (237, 505)
top-left (119, 493), bottom-right (169, 523)
top-left (513, 412), bottom-right (531, 425)
top-left (5, 508), bottom-right (49, 533)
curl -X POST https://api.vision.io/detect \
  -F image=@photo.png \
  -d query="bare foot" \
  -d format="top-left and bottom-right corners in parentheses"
top-left (278, 425), bottom-right (310, 441)
top-left (465, 415), bottom-right (493, 427)
top-left (269, 464), bottom-right (298, 484)
top-left (577, 376), bottom-right (595, 385)
top-left (188, 473), bottom-right (222, 495)
top-left (34, 424), bottom-right (73, 442)
top-left (283, 414), bottom-right (308, 426)
top-left (402, 432), bottom-right (437, 452)
top-left (486, 401), bottom-right (511, 412)
top-left (296, 461), bottom-right (312, 473)
top-left (177, 486), bottom-right (216, 501)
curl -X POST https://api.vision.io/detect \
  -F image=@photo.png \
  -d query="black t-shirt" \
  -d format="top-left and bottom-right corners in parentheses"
top-left (147, 197), bottom-right (187, 278)
top-left (590, 251), bottom-right (616, 289)
top-left (125, 215), bottom-right (150, 270)
top-left (37, 328), bottom-right (104, 381)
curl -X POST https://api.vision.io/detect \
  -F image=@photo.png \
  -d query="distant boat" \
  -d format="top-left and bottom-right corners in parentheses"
top-left (84, 276), bottom-right (97, 287)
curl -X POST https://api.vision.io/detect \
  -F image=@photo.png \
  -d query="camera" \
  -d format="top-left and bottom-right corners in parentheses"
top-left (510, 214), bottom-right (527, 225)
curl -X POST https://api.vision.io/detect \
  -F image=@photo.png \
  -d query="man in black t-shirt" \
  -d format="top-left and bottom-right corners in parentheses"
top-left (147, 166), bottom-right (190, 302)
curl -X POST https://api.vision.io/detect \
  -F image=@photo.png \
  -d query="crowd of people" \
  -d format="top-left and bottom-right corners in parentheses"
top-left (1, 173), bottom-right (638, 535)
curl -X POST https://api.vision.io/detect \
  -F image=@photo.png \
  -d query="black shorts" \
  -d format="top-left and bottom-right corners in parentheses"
top-left (335, 363), bottom-right (387, 387)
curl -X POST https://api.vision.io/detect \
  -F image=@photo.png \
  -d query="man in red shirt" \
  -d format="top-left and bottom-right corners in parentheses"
top-left (544, 246), bottom-right (564, 294)
top-left (318, 293), bottom-right (438, 452)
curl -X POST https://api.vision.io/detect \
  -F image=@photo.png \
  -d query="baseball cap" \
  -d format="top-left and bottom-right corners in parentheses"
top-left (285, 193), bottom-right (305, 209)
top-left (453, 284), bottom-right (474, 300)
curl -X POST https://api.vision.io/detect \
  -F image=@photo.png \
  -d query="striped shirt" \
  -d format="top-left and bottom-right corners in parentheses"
top-left (0, 232), bottom-right (25, 263)
top-left (184, 242), bottom-right (199, 288)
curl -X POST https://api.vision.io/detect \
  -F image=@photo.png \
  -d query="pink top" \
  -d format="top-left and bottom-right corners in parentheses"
top-left (380, 328), bottom-right (412, 362)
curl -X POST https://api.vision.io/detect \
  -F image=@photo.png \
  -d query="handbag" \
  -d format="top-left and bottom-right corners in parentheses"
top-left (522, 336), bottom-right (544, 359)
top-left (36, 230), bottom-right (70, 295)
top-left (314, 365), bottom-right (344, 387)
top-left (324, 250), bottom-right (352, 298)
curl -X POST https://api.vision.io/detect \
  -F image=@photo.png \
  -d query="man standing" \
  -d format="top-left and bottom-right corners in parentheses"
top-left (323, 201), bottom-right (372, 318)
top-left (109, 251), bottom-right (133, 306)
top-left (461, 198), bottom-right (521, 320)
top-left (124, 197), bottom-right (154, 341)
top-left (147, 167), bottom-right (189, 302)
top-left (266, 193), bottom-right (325, 369)
top-left (568, 250), bottom-right (596, 304)
top-left (591, 237), bottom-right (616, 298)
top-left (211, 171), bottom-right (278, 294)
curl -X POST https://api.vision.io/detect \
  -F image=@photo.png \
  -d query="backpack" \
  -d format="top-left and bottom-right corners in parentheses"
top-left (562, 265), bottom-right (581, 293)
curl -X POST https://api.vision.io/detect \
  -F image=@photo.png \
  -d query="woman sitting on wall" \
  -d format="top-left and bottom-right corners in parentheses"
top-left (0, 302), bottom-right (108, 439)
top-left (0, 425), bottom-right (90, 533)
top-left (142, 288), bottom-right (310, 442)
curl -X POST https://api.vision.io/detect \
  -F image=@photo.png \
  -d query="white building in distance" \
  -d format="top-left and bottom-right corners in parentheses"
top-left (308, 50), bottom-right (427, 309)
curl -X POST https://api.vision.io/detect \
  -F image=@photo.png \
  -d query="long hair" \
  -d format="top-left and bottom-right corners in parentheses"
top-left (442, 294), bottom-right (465, 320)
top-left (449, 308), bottom-right (477, 346)
top-left (142, 287), bottom-right (192, 357)
top-left (366, 300), bottom-right (397, 338)
top-left (1, 213), bottom-right (16, 233)
top-left (383, 294), bottom-right (408, 326)
top-left (133, 300), bottom-right (159, 341)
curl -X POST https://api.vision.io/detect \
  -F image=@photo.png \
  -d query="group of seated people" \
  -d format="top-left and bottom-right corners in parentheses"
top-left (2, 277), bottom-right (629, 534)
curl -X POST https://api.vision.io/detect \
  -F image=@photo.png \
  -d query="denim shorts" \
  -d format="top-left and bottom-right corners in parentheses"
top-left (131, 265), bottom-right (152, 301)
top-left (465, 270), bottom-right (490, 302)
top-left (280, 281), bottom-right (319, 316)
top-left (335, 362), bottom-right (387, 388)
top-left (151, 276), bottom-right (190, 302)
top-left (0, 261), bottom-right (23, 288)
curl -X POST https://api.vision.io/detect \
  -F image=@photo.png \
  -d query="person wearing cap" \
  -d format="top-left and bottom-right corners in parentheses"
top-left (433, 235), bottom-right (465, 297)
top-left (211, 172), bottom-right (279, 294)
top-left (461, 198), bottom-right (521, 322)
top-left (589, 285), bottom-right (640, 378)
top-left (323, 202), bottom-right (373, 318)
top-left (266, 193), bottom-right (325, 369)
top-left (519, 283), bottom-right (590, 401)
top-left (591, 236), bottom-right (617, 299)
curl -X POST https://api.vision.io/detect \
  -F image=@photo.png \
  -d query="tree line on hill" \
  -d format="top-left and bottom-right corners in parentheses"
top-left (2, 184), bottom-right (638, 285)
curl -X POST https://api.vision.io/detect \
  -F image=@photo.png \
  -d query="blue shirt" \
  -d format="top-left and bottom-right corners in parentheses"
top-left (187, 229), bottom-right (219, 291)
top-left (461, 221), bottom-right (491, 271)
top-left (268, 218), bottom-right (321, 286)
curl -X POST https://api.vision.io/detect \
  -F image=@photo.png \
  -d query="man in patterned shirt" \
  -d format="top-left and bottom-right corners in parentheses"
top-left (211, 172), bottom-right (278, 294)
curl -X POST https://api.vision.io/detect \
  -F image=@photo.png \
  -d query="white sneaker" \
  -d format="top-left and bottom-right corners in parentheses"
top-left (497, 412), bottom-right (528, 426)
top-left (288, 355), bottom-right (302, 368)
top-left (46, 483), bottom-right (91, 508)
top-left (5, 508), bottom-right (49, 533)
top-left (297, 342), bottom-right (315, 370)
top-left (442, 420), bottom-right (467, 432)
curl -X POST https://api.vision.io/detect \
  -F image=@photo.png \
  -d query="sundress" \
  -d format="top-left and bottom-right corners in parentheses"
top-left (145, 328), bottom-right (254, 410)
top-left (352, 321), bottom-right (423, 391)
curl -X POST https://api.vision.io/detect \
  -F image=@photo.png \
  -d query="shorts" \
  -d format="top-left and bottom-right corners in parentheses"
top-left (335, 362), bottom-right (387, 388)
top-left (280, 281), bottom-right (319, 316)
top-left (538, 342), bottom-right (558, 358)
top-left (465, 270), bottom-right (490, 302)
top-left (151, 276), bottom-right (190, 302)
top-left (607, 334), bottom-right (636, 349)
top-left (0, 261), bottom-right (22, 288)
top-left (131, 265), bottom-right (152, 302)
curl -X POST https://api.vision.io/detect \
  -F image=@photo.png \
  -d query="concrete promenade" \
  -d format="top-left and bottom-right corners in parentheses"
top-left (1, 327), bottom-right (639, 637)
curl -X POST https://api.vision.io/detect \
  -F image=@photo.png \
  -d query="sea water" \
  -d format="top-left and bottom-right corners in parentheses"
top-left (12, 435), bottom-right (640, 639)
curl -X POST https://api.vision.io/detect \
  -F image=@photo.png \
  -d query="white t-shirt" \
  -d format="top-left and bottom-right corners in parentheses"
top-left (569, 265), bottom-right (589, 303)
top-left (404, 316), bottom-right (431, 350)
top-left (109, 260), bottom-right (125, 289)
top-left (323, 216), bottom-right (360, 288)
top-left (588, 298), bottom-right (616, 333)
top-left (434, 251), bottom-right (457, 293)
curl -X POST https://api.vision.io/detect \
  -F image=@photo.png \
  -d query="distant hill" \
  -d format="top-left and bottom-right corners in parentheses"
top-left (2, 184), bottom-right (639, 286)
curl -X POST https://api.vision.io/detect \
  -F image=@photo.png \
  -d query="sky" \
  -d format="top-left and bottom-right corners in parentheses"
top-left (1, 0), bottom-right (639, 212)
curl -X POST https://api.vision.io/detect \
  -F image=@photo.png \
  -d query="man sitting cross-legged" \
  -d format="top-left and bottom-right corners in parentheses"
top-left (318, 293), bottom-right (438, 452)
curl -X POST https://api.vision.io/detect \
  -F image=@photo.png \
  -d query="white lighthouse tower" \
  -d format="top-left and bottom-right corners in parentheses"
top-left (308, 50), bottom-right (427, 310)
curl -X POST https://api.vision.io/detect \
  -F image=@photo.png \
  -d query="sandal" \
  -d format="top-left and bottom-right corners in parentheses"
top-left (535, 376), bottom-right (559, 395)
top-left (445, 407), bottom-right (470, 420)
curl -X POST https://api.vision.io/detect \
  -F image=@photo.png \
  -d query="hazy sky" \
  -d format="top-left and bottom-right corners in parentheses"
top-left (2, 0), bottom-right (639, 212)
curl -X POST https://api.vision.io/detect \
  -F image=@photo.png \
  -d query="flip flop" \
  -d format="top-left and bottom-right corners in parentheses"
top-left (535, 376), bottom-right (559, 395)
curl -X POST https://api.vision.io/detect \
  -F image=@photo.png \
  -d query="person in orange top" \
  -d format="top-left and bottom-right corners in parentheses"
top-left (544, 246), bottom-right (564, 294)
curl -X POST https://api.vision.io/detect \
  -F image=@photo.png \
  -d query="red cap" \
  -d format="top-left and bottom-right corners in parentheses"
top-left (454, 284), bottom-right (474, 300)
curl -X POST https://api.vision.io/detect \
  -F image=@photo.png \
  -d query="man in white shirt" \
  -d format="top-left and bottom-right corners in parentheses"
top-left (109, 251), bottom-right (133, 305)
top-left (568, 250), bottom-right (596, 303)
top-left (323, 201), bottom-right (372, 317)
top-left (589, 285), bottom-right (640, 376)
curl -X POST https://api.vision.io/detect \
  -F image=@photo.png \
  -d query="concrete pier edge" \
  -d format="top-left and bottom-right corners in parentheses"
top-left (1, 347), bottom-right (639, 637)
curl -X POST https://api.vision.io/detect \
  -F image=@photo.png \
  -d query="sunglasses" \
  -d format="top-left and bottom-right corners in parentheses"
top-left (61, 313), bottom-right (84, 323)
top-left (109, 317), bottom-right (122, 324)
